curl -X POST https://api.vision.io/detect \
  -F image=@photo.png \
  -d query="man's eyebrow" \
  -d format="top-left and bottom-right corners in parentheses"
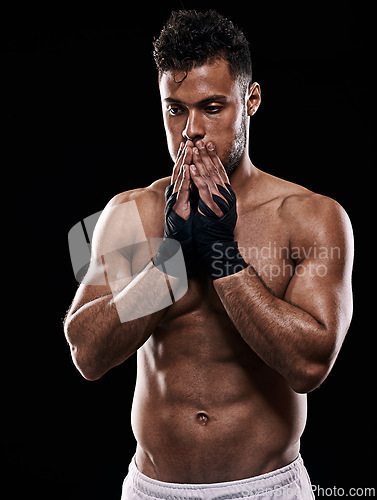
top-left (164, 95), bottom-right (227, 105)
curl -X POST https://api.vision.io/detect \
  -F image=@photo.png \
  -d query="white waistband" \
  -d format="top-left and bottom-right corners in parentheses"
top-left (125, 454), bottom-right (309, 499)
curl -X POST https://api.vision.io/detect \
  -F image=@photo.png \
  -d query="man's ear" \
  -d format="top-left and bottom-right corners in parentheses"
top-left (247, 82), bottom-right (261, 117)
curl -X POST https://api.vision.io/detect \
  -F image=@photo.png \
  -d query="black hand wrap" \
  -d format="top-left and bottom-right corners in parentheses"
top-left (152, 184), bottom-right (195, 276)
top-left (193, 183), bottom-right (248, 280)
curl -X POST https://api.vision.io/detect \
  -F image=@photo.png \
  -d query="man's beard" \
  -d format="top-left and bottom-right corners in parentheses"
top-left (222, 111), bottom-right (247, 175)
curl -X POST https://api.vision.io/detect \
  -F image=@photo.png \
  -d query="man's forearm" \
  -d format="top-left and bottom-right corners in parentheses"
top-left (213, 266), bottom-right (331, 393)
top-left (65, 263), bottom-right (181, 380)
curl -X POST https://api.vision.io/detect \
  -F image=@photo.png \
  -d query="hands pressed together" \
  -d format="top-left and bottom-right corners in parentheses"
top-left (153, 140), bottom-right (248, 280)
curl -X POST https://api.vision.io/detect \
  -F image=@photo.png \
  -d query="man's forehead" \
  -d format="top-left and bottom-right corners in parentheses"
top-left (159, 59), bottom-right (238, 103)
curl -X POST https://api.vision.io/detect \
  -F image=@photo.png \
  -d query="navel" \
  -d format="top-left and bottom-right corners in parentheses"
top-left (196, 412), bottom-right (209, 425)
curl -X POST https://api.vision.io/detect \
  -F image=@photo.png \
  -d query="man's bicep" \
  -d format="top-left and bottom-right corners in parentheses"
top-left (91, 193), bottom-right (148, 268)
top-left (283, 200), bottom-right (354, 340)
top-left (69, 192), bottom-right (150, 315)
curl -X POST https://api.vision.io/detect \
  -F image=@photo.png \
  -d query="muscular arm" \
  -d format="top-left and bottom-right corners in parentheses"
top-left (65, 262), bottom-right (173, 380)
top-left (187, 141), bottom-right (353, 393)
top-left (214, 196), bottom-right (354, 393)
top-left (64, 186), bottom-right (185, 380)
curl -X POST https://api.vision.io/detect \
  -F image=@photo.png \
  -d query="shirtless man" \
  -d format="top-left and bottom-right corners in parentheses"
top-left (64, 10), bottom-right (353, 499)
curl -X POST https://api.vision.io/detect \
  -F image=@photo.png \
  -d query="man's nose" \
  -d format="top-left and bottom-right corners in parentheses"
top-left (182, 110), bottom-right (204, 143)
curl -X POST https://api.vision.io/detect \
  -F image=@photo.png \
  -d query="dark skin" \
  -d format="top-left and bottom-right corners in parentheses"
top-left (64, 59), bottom-right (353, 482)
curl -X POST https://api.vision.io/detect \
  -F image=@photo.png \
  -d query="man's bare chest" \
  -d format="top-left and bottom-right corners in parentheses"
top-left (234, 202), bottom-right (294, 297)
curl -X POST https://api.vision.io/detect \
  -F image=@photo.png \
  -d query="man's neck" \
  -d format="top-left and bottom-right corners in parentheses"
top-left (228, 152), bottom-right (257, 195)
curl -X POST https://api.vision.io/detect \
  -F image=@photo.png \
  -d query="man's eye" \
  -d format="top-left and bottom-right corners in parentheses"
top-left (205, 106), bottom-right (222, 114)
top-left (168, 106), bottom-right (183, 116)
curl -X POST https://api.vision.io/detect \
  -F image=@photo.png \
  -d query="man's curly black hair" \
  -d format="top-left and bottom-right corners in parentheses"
top-left (153, 10), bottom-right (252, 96)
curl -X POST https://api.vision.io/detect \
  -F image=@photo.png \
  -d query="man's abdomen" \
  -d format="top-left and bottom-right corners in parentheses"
top-left (131, 328), bottom-right (307, 483)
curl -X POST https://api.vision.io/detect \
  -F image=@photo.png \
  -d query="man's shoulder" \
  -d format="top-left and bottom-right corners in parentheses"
top-left (257, 170), bottom-right (349, 225)
top-left (259, 171), bottom-right (353, 249)
top-left (107, 176), bottom-right (171, 208)
top-left (280, 182), bottom-right (348, 231)
top-left (99, 177), bottom-right (171, 238)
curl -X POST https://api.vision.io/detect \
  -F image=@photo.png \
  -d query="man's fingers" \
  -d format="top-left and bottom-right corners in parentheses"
top-left (190, 161), bottom-right (224, 218)
top-left (177, 164), bottom-right (191, 204)
top-left (177, 140), bottom-right (185, 159)
top-left (182, 142), bottom-right (193, 170)
top-left (172, 140), bottom-right (230, 219)
top-left (192, 143), bottom-right (233, 218)
top-left (171, 141), bottom-right (184, 185)
top-left (173, 162), bottom-right (184, 193)
top-left (173, 144), bottom-right (193, 194)
top-left (171, 141), bottom-right (193, 186)
top-left (206, 142), bottom-right (230, 185)
top-left (195, 141), bottom-right (224, 186)
top-left (173, 165), bottom-right (191, 220)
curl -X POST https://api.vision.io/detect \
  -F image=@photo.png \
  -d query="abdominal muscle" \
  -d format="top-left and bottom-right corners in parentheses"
top-left (131, 290), bottom-right (307, 483)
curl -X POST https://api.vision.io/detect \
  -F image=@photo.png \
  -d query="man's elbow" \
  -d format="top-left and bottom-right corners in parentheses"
top-left (68, 344), bottom-right (107, 381)
top-left (290, 361), bottom-right (331, 394)
top-left (64, 317), bottom-right (106, 381)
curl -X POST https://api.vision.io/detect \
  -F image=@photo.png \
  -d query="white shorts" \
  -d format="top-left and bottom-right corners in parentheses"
top-left (121, 454), bottom-right (315, 499)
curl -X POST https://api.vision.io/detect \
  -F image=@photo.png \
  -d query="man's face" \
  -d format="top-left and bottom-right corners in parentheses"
top-left (159, 59), bottom-right (248, 174)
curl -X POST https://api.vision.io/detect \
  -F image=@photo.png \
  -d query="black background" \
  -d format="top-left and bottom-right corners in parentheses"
top-left (3, 1), bottom-right (374, 498)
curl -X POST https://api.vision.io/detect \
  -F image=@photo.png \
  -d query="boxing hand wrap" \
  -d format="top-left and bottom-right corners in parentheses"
top-left (152, 184), bottom-right (195, 276)
top-left (193, 183), bottom-right (248, 280)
